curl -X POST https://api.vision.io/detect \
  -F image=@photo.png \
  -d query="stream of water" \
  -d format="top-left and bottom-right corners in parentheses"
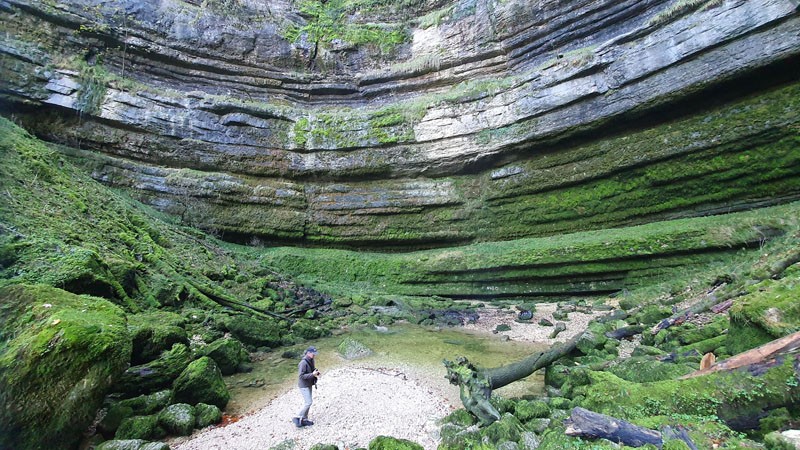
top-left (224, 323), bottom-right (549, 416)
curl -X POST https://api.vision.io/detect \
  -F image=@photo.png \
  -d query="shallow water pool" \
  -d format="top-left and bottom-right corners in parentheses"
top-left (224, 323), bottom-right (550, 415)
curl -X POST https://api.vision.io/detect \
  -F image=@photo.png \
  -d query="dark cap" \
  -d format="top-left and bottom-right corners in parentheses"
top-left (305, 346), bottom-right (318, 355)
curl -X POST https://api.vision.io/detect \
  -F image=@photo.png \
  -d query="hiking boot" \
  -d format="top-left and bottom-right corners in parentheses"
top-left (301, 419), bottom-right (314, 426)
top-left (292, 417), bottom-right (302, 428)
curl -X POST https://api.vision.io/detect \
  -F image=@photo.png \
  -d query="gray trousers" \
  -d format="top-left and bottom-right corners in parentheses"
top-left (297, 387), bottom-right (313, 419)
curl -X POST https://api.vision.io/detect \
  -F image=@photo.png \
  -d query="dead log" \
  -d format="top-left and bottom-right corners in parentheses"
top-left (651, 284), bottom-right (729, 335)
top-left (710, 299), bottom-right (734, 314)
top-left (444, 331), bottom-right (585, 425)
top-left (605, 325), bottom-right (644, 340)
top-left (564, 407), bottom-right (662, 447)
top-left (681, 330), bottom-right (800, 379)
top-left (662, 425), bottom-right (698, 450)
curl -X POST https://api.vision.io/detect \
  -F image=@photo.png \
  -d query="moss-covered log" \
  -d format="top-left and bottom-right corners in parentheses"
top-left (444, 332), bottom-right (584, 425)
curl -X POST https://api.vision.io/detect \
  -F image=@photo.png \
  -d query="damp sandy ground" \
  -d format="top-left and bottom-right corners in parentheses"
top-left (171, 303), bottom-right (606, 450)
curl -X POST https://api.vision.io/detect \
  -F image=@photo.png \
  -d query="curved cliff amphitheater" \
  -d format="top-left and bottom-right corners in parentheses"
top-left (4, 0), bottom-right (799, 301)
top-left (2, 1), bottom-right (800, 449)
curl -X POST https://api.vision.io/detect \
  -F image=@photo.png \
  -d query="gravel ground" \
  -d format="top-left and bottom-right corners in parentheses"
top-left (171, 365), bottom-right (456, 450)
top-left (171, 303), bottom-right (609, 450)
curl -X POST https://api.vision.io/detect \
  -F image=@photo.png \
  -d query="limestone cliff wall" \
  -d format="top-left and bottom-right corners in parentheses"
top-left (1, 0), bottom-right (799, 248)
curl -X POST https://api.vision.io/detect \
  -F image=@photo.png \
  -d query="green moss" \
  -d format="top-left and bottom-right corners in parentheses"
top-left (172, 356), bottom-right (230, 408)
top-left (115, 414), bottom-right (166, 440)
top-left (221, 314), bottom-right (285, 348)
top-left (0, 284), bottom-right (131, 450)
top-left (194, 402), bottom-right (222, 428)
top-left (513, 399), bottom-right (550, 421)
top-left (117, 390), bottom-right (172, 416)
top-left (606, 357), bottom-right (695, 383)
top-left (157, 403), bottom-right (195, 436)
top-left (128, 311), bottom-right (188, 364)
top-left (115, 343), bottom-right (192, 397)
top-left (368, 435), bottom-right (424, 450)
top-left (202, 337), bottom-right (250, 375)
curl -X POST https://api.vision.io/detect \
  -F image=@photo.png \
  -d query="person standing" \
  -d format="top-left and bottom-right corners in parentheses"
top-left (293, 346), bottom-right (320, 427)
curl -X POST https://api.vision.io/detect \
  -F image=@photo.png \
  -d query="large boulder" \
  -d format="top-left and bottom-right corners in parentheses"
top-left (194, 403), bottom-right (223, 428)
top-left (158, 403), bottom-right (196, 436)
top-left (115, 415), bottom-right (166, 441)
top-left (0, 284), bottom-right (131, 450)
top-left (202, 337), bottom-right (250, 375)
top-left (172, 356), bottom-right (230, 408)
top-left (115, 343), bottom-right (192, 397)
top-left (220, 314), bottom-right (284, 348)
top-left (128, 311), bottom-right (188, 364)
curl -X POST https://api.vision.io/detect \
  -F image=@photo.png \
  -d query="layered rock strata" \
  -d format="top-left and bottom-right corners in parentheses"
top-left (1, 0), bottom-right (799, 249)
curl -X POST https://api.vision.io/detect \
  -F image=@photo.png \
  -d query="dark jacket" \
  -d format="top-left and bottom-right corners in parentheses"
top-left (298, 357), bottom-right (317, 388)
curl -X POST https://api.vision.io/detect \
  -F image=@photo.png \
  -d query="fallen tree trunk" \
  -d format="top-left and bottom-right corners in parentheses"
top-left (564, 407), bottom-right (662, 447)
top-left (444, 331), bottom-right (585, 425)
top-left (681, 330), bottom-right (800, 379)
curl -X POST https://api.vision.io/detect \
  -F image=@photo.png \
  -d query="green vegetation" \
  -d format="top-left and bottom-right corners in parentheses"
top-left (284, 0), bottom-right (409, 56)
top-left (0, 284), bottom-right (131, 450)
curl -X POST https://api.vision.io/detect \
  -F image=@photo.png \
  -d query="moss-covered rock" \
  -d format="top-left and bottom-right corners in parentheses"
top-left (221, 314), bottom-right (284, 348)
top-left (606, 357), bottom-right (695, 383)
top-left (195, 402), bottom-right (223, 428)
top-left (115, 415), bottom-right (166, 440)
top-left (99, 402), bottom-right (136, 436)
top-left (202, 337), bottom-right (250, 375)
top-left (96, 440), bottom-right (170, 450)
top-left (368, 435), bottom-right (424, 450)
top-left (158, 403), bottom-right (195, 436)
top-left (172, 356), bottom-right (230, 408)
top-left (727, 276), bottom-right (800, 354)
top-left (128, 311), bottom-right (188, 364)
top-left (116, 343), bottom-right (192, 397)
top-left (513, 399), bottom-right (551, 421)
top-left (291, 318), bottom-right (330, 340)
top-left (309, 445), bottom-right (339, 450)
top-left (337, 337), bottom-right (373, 360)
top-left (119, 390), bottom-right (173, 415)
top-left (481, 413), bottom-right (525, 445)
top-left (0, 284), bottom-right (131, 450)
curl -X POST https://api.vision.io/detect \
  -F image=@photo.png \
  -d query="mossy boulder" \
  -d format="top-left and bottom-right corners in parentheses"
top-left (202, 337), bottom-right (250, 375)
top-left (291, 318), bottom-right (330, 340)
top-left (368, 435), bottom-right (424, 450)
top-left (481, 413), bottom-right (525, 445)
top-left (221, 314), bottom-right (284, 348)
top-left (606, 357), bottom-right (695, 383)
top-left (128, 311), bottom-right (188, 364)
top-left (337, 337), bottom-right (373, 360)
top-left (96, 440), bottom-right (170, 450)
top-left (158, 403), bottom-right (196, 436)
top-left (118, 390), bottom-right (173, 415)
top-left (309, 445), bottom-right (339, 450)
top-left (115, 415), bottom-right (166, 440)
top-left (195, 402), bottom-right (223, 428)
top-left (727, 276), bottom-right (800, 354)
top-left (115, 343), bottom-right (192, 396)
top-left (172, 356), bottom-right (230, 408)
top-left (0, 284), bottom-right (132, 450)
top-left (513, 399), bottom-right (551, 421)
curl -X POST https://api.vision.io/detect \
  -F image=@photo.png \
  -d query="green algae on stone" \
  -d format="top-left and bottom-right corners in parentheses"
top-left (172, 356), bottom-right (230, 408)
top-left (96, 440), bottom-right (170, 450)
top-left (194, 402), bottom-right (223, 428)
top-left (116, 343), bottom-right (192, 397)
top-left (115, 414), bottom-right (166, 441)
top-left (128, 311), bottom-right (189, 364)
top-left (201, 337), bottom-right (251, 375)
top-left (157, 403), bottom-right (196, 436)
top-left (0, 284), bottom-right (131, 450)
top-left (368, 435), bottom-right (424, 450)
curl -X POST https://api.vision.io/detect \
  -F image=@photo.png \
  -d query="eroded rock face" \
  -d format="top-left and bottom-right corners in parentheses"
top-left (1, 0), bottom-right (799, 248)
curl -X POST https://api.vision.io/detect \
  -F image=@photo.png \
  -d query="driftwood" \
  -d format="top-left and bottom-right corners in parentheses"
top-left (564, 407), bottom-right (662, 447)
top-left (565, 408), bottom-right (700, 449)
top-left (681, 330), bottom-right (800, 379)
top-left (651, 284), bottom-right (729, 335)
top-left (605, 325), bottom-right (644, 340)
top-left (444, 331), bottom-right (585, 425)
